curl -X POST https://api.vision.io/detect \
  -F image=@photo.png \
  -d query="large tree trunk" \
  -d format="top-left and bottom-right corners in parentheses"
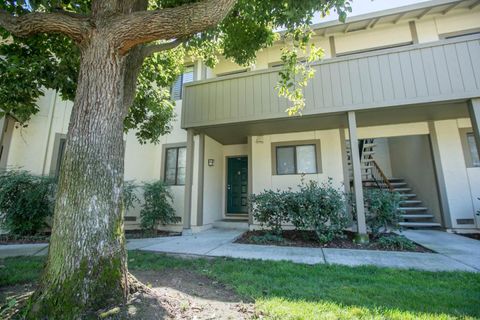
top-left (27, 35), bottom-right (129, 318)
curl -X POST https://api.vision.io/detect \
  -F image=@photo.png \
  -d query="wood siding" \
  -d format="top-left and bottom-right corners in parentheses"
top-left (183, 34), bottom-right (480, 128)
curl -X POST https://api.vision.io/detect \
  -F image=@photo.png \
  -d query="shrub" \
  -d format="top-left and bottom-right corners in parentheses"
top-left (291, 179), bottom-right (347, 243)
top-left (123, 180), bottom-right (140, 212)
top-left (377, 235), bottom-right (416, 251)
top-left (0, 171), bottom-right (56, 235)
top-left (140, 180), bottom-right (180, 233)
top-left (250, 189), bottom-right (293, 235)
top-left (250, 178), bottom-right (348, 243)
top-left (364, 189), bottom-right (401, 236)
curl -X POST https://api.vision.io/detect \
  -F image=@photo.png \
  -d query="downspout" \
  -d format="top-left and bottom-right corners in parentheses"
top-left (41, 91), bottom-right (58, 176)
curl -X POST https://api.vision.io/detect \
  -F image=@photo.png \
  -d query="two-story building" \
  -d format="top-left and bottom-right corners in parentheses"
top-left (1, 0), bottom-right (480, 235)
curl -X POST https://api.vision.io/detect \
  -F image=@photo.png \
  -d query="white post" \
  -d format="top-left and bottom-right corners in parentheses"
top-left (183, 129), bottom-right (195, 232)
top-left (468, 98), bottom-right (480, 160)
top-left (347, 111), bottom-right (369, 243)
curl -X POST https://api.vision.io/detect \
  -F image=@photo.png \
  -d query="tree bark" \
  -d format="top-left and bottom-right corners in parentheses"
top-left (27, 34), bottom-right (129, 318)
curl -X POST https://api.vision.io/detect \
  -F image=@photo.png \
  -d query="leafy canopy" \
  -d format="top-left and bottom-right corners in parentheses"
top-left (0, 0), bottom-right (351, 143)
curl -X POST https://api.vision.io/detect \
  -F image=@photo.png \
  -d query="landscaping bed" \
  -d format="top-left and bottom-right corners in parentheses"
top-left (0, 230), bottom-right (180, 245)
top-left (235, 230), bottom-right (432, 252)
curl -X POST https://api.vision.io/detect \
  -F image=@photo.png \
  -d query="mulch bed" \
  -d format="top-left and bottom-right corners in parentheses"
top-left (235, 230), bottom-right (432, 253)
top-left (0, 230), bottom-right (180, 245)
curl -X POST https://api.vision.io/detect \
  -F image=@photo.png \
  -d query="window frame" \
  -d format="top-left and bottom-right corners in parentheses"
top-left (171, 64), bottom-right (195, 100)
top-left (162, 143), bottom-right (187, 185)
top-left (459, 128), bottom-right (480, 168)
top-left (49, 133), bottom-right (67, 177)
top-left (271, 140), bottom-right (322, 175)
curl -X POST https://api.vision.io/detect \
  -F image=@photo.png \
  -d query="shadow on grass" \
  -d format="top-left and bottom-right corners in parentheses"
top-left (1, 252), bottom-right (479, 319)
top-left (128, 251), bottom-right (480, 319)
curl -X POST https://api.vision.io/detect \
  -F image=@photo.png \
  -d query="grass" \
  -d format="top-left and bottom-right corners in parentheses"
top-left (1, 252), bottom-right (480, 319)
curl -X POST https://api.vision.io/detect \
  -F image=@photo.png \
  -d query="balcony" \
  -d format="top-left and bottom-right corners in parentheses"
top-left (182, 34), bottom-right (480, 130)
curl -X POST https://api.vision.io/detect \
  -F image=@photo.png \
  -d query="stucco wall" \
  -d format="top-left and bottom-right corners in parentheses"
top-left (202, 136), bottom-right (224, 224)
top-left (388, 135), bottom-right (443, 224)
top-left (251, 129), bottom-right (344, 194)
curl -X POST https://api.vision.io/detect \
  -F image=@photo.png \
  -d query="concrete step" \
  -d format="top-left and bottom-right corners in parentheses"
top-left (399, 193), bottom-right (417, 198)
top-left (394, 187), bottom-right (412, 192)
top-left (399, 200), bottom-right (422, 205)
top-left (398, 207), bottom-right (428, 211)
top-left (400, 214), bottom-right (435, 219)
top-left (390, 182), bottom-right (407, 187)
top-left (212, 219), bottom-right (249, 230)
top-left (399, 222), bottom-right (442, 228)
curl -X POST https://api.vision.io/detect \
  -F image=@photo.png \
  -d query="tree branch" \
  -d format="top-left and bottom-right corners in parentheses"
top-left (112, 0), bottom-right (236, 55)
top-left (0, 10), bottom-right (91, 43)
top-left (140, 38), bottom-right (188, 59)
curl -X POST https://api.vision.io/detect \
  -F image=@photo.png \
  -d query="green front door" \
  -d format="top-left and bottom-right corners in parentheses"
top-left (227, 156), bottom-right (248, 213)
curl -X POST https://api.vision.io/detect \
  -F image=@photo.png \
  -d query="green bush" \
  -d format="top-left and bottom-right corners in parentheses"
top-left (377, 235), bottom-right (416, 251)
top-left (250, 189), bottom-right (292, 235)
top-left (250, 178), bottom-right (347, 243)
top-left (123, 180), bottom-right (140, 212)
top-left (364, 189), bottom-right (401, 236)
top-left (140, 180), bottom-right (180, 233)
top-left (291, 179), bottom-right (347, 243)
top-left (0, 171), bottom-right (56, 235)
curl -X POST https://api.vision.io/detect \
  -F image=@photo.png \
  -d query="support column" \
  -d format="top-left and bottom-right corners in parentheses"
top-left (347, 111), bottom-right (369, 243)
top-left (183, 129), bottom-right (195, 232)
top-left (196, 133), bottom-right (205, 227)
top-left (247, 136), bottom-right (253, 225)
top-left (468, 98), bottom-right (480, 160)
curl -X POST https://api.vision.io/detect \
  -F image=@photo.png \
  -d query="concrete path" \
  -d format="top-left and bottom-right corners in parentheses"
top-left (1, 228), bottom-right (479, 272)
top-left (401, 230), bottom-right (480, 272)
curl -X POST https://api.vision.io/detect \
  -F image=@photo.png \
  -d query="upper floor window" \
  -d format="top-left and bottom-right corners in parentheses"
top-left (171, 65), bottom-right (194, 100)
top-left (467, 133), bottom-right (480, 167)
top-left (273, 141), bottom-right (321, 175)
top-left (164, 146), bottom-right (187, 185)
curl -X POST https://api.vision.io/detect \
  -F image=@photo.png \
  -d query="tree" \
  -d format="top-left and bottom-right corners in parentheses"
top-left (0, 0), bottom-right (350, 317)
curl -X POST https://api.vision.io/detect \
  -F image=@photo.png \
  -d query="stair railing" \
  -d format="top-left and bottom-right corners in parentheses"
top-left (371, 160), bottom-right (394, 191)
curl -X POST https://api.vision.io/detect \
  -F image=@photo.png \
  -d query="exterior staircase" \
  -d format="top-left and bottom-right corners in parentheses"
top-left (347, 138), bottom-right (441, 229)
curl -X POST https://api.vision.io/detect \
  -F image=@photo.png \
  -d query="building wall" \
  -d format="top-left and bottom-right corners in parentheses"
top-left (388, 135), bottom-right (443, 224)
top-left (251, 129), bottom-right (345, 194)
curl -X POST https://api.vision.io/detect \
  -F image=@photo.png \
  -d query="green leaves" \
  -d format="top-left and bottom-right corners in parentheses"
top-left (0, 0), bottom-right (351, 142)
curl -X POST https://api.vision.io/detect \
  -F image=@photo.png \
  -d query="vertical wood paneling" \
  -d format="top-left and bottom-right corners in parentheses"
top-left (230, 79), bottom-right (239, 119)
top-left (388, 53), bottom-right (406, 100)
top-left (399, 51), bottom-right (417, 98)
top-left (238, 78), bottom-right (246, 118)
top-left (467, 40), bottom-right (480, 89)
top-left (358, 58), bottom-right (373, 104)
top-left (260, 73), bottom-right (271, 115)
top-left (321, 65), bottom-right (334, 108)
top-left (348, 60), bottom-right (363, 104)
top-left (455, 42), bottom-right (477, 92)
top-left (409, 50), bottom-right (428, 97)
top-left (444, 44), bottom-right (464, 92)
top-left (329, 63), bottom-right (343, 106)
top-left (311, 66), bottom-right (324, 109)
top-left (432, 46), bottom-right (453, 94)
top-left (378, 55), bottom-right (395, 101)
top-left (339, 61), bottom-right (353, 105)
top-left (253, 75), bottom-right (262, 115)
top-left (183, 37), bottom-right (480, 127)
top-left (420, 48), bottom-right (441, 96)
top-left (368, 56), bottom-right (384, 102)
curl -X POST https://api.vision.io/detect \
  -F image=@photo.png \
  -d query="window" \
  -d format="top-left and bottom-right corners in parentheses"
top-left (275, 144), bottom-right (318, 175)
top-left (164, 146), bottom-right (187, 185)
top-left (467, 133), bottom-right (480, 167)
top-left (55, 138), bottom-right (67, 177)
top-left (171, 65), bottom-right (194, 100)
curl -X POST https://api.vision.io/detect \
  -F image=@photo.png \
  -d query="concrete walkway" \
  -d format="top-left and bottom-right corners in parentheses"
top-left (1, 229), bottom-right (479, 272)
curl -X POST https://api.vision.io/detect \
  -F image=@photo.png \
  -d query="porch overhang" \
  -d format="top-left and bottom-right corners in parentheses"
top-left (190, 100), bottom-right (470, 145)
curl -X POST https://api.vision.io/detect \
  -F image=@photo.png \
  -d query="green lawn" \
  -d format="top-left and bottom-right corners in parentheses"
top-left (1, 252), bottom-right (479, 319)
